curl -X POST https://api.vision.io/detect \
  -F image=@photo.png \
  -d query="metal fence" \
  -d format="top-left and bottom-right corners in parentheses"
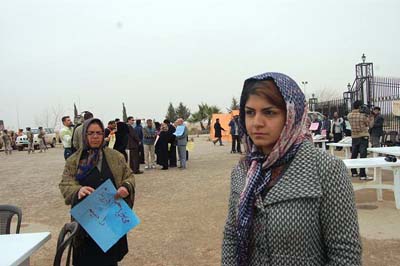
top-left (310, 76), bottom-right (400, 132)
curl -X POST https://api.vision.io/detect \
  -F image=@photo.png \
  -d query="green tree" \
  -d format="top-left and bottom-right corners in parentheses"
top-left (230, 97), bottom-right (239, 111)
top-left (188, 103), bottom-right (209, 130)
top-left (122, 102), bottom-right (128, 122)
top-left (175, 102), bottom-right (191, 120)
top-left (166, 102), bottom-right (177, 122)
top-left (206, 105), bottom-right (221, 129)
top-left (189, 103), bottom-right (220, 130)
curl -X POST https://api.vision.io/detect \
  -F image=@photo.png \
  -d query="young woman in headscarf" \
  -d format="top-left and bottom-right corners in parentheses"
top-left (59, 118), bottom-right (135, 266)
top-left (221, 73), bottom-right (361, 265)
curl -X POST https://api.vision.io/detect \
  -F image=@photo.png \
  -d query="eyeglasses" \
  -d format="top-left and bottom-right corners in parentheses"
top-left (86, 131), bottom-right (104, 136)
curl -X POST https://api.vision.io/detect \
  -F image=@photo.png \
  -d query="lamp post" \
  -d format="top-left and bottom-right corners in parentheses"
top-left (347, 82), bottom-right (351, 91)
top-left (301, 81), bottom-right (308, 99)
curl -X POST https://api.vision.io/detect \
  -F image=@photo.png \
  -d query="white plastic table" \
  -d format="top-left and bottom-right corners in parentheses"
top-left (368, 147), bottom-right (400, 157)
top-left (0, 232), bottom-right (51, 266)
top-left (343, 157), bottom-right (400, 209)
top-left (327, 143), bottom-right (352, 158)
top-left (313, 139), bottom-right (329, 150)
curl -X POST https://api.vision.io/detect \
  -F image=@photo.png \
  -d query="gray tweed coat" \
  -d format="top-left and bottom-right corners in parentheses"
top-left (222, 141), bottom-right (362, 265)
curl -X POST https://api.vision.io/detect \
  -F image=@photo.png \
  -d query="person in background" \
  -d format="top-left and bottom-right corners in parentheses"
top-left (344, 116), bottom-right (352, 137)
top-left (369, 106), bottom-right (384, 147)
top-left (17, 129), bottom-right (24, 137)
top-left (142, 119), bottom-right (157, 169)
top-left (164, 119), bottom-right (177, 168)
top-left (2, 130), bottom-right (12, 155)
top-left (104, 120), bottom-right (117, 147)
top-left (155, 123), bottom-right (170, 170)
top-left (26, 127), bottom-right (35, 154)
top-left (59, 118), bottom-right (135, 266)
top-left (229, 115), bottom-right (242, 153)
top-left (72, 111), bottom-right (94, 152)
top-left (332, 112), bottom-right (344, 150)
top-left (311, 114), bottom-right (322, 135)
top-left (213, 118), bottom-right (225, 146)
top-left (348, 100), bottom-right (371, 180)
top-left (127, 116), bottom-right (142, 174)
top-left (135, 119), bottom-right (145, 164)
top-left (154, 122), bottom-right (161, 135)
top-left (60, 116), bottom-right (74, 159)
top-left (114, 120), bottom-right (129, 162)
top-left (38, 126), bottom-right (47, 153)
top-left (321, 114), bottom-right (331, 141)
top-left (175, 118), bottom-right (189, 169)
top-left (221, 72), bottom-right (361, 265)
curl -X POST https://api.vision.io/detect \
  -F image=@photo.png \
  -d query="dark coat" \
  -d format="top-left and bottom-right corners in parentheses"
top-left (222, 141), bottom-right (361, 265)
top-left (127, 125), bottom-right (140, 150)
top-left (155, 131), bottom-right (169, 167)
top-left (370, 114), bottom-right (384, 137)
top-left (214, 122), bottom-right (225, 138)
top-left (114, 122), bottom-right (129, 151)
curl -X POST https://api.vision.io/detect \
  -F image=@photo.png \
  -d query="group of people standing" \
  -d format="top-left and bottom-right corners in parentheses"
top-left (60, 112), bottom-right (190, 173)
top-left (1, 126), bottom-right (48, 155)
top-left (310, 103), bottom-right (385, 180)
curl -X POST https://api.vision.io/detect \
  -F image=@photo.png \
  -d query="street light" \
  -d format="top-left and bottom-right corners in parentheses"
top-left (361, 53), bottom-right (366, 63)
top-left (347, 82), bottom-right (351, 91)
top-left (301, 81), bottom-right (308, 98)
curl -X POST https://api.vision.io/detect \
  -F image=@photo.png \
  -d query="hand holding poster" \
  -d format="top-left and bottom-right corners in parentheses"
top-left (70, 179), bottom-right (140, 252)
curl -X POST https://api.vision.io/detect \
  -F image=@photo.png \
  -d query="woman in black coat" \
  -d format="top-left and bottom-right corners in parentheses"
top-left (155, 123), bottom-right (169, 170)
top-left (114, 121), bottom-right (129, 161)
top-left (212, 118), bottom-right (225, 146)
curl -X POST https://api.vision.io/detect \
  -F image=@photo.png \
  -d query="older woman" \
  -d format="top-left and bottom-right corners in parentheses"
top-left (221, 73), bottom-right (361, 265)
top-left (59, 118), bottom-right (135, 266)
top-left (155, 123), bottom-right (170, 170)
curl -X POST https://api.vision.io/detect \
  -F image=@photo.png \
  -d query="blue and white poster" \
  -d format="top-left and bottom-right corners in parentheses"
top-left (71, 179), bottom-right (140, 252)
top-left (174, 125), bottom-right (185, 137)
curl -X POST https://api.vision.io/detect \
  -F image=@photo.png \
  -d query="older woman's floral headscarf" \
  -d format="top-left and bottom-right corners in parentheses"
top-left (236, 72), bottom-right (311, 265)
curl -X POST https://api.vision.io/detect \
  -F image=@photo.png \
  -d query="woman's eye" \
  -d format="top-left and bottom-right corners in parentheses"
top-left (245, 110), bottom-right (254, 115)
top-left (264, 110), bottom-right (275, 115)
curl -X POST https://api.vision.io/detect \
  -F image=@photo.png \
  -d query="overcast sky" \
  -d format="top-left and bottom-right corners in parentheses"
top-left (1, 0), bottom-right (399, 129)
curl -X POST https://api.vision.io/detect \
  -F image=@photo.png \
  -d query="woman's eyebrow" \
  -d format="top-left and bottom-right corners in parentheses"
top-left (245, 106), bottom-right (276, 111)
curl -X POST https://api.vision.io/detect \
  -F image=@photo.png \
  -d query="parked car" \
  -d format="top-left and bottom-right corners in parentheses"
top-left (15, 128), bottom-right (57, 151)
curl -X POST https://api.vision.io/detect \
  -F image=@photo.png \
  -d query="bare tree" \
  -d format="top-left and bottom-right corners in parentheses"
top-left (34, 104), bottom-right (65, 129)
top-left (310, 87), bottom-right (344, 102)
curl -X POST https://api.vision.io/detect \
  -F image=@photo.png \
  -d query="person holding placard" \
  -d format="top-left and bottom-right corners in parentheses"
top-left (59, 118), bottom-right (135, 266)
top-left (175, 118), bottom-right (189, 169)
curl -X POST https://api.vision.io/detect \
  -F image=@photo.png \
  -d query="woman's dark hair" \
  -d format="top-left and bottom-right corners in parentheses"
top-left (239, 78), bottom-right (286, 135)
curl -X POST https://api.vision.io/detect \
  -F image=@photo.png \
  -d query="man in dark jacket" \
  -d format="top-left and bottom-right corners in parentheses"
top-left (321, 114), bottom-right (332, 142)
top-left (164, 119), bottom-right (177, 167)
top-left (228, 115), bottom-right (241, 153)
top-left (212, 118), bottom-right (225, 146)
top-left (369, 106), bottom-right (384, 147)
top-left (135, 119), bottom-right (145, 164)
top-left (127, 116), bottom-right (142, 174)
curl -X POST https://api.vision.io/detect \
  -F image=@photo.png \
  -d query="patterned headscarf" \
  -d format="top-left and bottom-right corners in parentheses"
top-left (236, 72), bottom-right (311, 265)
top-left (76, 118), bottom-right (105, 181)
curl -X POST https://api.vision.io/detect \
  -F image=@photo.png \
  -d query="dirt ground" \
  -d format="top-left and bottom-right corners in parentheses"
top-left (0, 135), bottom-right (399, 266)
